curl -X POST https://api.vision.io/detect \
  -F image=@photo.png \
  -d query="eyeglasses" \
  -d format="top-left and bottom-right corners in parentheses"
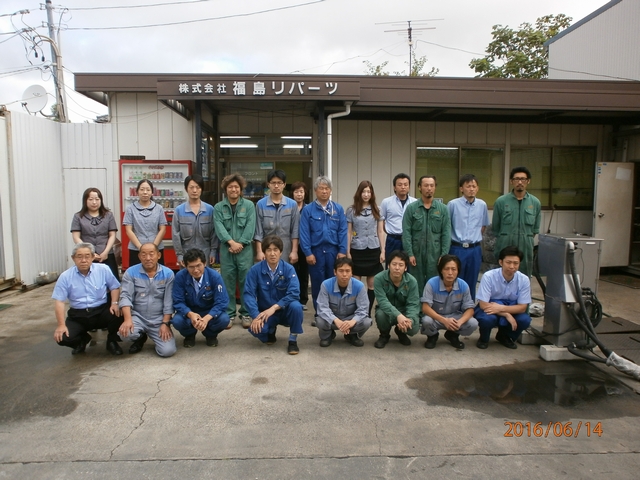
top-left (511, 177), bottom-right (529, 183)
top-left (269, 182), bottom-right (284, 187)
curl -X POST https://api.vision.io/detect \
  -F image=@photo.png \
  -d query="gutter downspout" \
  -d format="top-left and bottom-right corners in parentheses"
top-left (326, 102), bottom-right (352, 181)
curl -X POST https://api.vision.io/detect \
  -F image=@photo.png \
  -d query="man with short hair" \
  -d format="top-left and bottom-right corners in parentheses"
top-left (380, 173), bottom-right (416, 262)
top-left (244, 235), bottom-right (304, 355)
top-left (492, 166), bottom-right (541, 277)
top-left (316, 257), bottom-right (372, 347)
top-left (52, 242), bottom-right (123, 355)
top-left (372, 250), bottom-right (421, 348)
top-left (255, 169), bottom-right (300, 264)
top-left (299, 176), bottom-right (348, 323)
top-left (447, 173), bottom-right (490, 300)
top-left (119, 243), bottom-right (177, 357)
top-left (474, 246), bottom-right (532, 350)
top-left (402, 175), bottom-right (451, 292)
top-left (214, 173), bottom-right (256, 329)
top-left (421, 254), bottom-right (477, 350)
top-left (172, 248), bottom-right (230, 348)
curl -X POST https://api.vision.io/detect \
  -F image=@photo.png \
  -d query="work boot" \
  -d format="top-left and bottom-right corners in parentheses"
top-left (394, 326), bottom-right (411, 346)
top-left (129, 332), bottom-right (147, 354)
top-left (374, 331), bottom-right (391, 349)
top-left (424, 332), bottom-right (439, 349)
top-left (183, 334), bottom-right (196, 348)
top-left (344, 333), bottom-right (364, 347)
top-left (444, 330), bottom-right (465, 349)
top-left (319, 330), bottom-right (336, 347)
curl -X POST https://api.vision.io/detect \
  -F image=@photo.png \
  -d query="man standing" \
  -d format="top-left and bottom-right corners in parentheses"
top-left (447, 174), bottom-right (490, 300)
top-left (421, 255), bottom-right (477, 350)
top-left (299, 176), bottom-right (347, 322)
top-left (254, 169), bottom-right (299, 264)
top-left (474, 246), bottom-right (532, 350)
top-left (119, 243), bottom-right (176, 357)
top-left (380, 173), bottom-right (416, 262)
top-left (172, 248), bottom-right (230, 348)
top-left (52, 242), bottom-right (123, 355)
top-left (402, 175), bottom-right (451, 292)
top-left (372, 250), bottom-right (421, 348)
top-left (316, 257), bottom-right (372, 347)
top-left (492, 166), bottom-right (541, 277)
top-left (214, 173), bottom-right (256, 329)
top-left (244, 235), bottom-right (304, 355)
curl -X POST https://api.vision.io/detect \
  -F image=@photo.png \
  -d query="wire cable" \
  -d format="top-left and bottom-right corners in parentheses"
top-left (65, 0), bottom-right (219, 11)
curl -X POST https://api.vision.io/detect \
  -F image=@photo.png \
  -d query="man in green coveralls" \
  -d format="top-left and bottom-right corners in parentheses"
top-left (402, 175), bottom-right (451, 292)
top-left (214, 173), bottom-right (257, 328)
top-left (492, 166), bottom-right (541, 277)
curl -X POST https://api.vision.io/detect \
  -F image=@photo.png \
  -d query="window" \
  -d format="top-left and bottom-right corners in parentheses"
top-left (416, 147), bottom-right (504, 206)
top-left (220, 135), bottom-right (312, 157)
top-left (511, 147), bottom-right (596, 208)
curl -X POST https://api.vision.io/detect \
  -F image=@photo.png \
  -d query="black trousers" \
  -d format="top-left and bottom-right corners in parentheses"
top-left (294, 244), bottom-right (309, 305)
top-left (94, 253), bottom-right (120, 280)
top-left (57, 302), bottom-right (123, 348)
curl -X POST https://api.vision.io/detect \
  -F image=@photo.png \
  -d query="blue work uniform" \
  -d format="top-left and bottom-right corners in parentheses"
top-left (299, 200), bottom-right (348, 314)
top-left (52, 263), bottom-right (123, 348)
top-left (420, 276), bottom-right (478, 337)
top-left (243, 259), bottom-right (303, 343)
top-left (474, 267), bottom-right (532, 343)
top-left (172, 267), bottom-right (230, 340)
top-left (172, 201), bottom-right (217, 264)
top-left (120, 264), bottom-right (177, 357)
top-left (447, 196), bottom-right (489, 300)
top-left (315, 277), bottom-right (372, 341)
top-left (255, 195), bottom-right (300, 262)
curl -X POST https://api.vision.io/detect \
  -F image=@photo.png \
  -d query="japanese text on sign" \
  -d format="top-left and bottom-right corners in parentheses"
top-left (177, 81), bottom-right (339, 96)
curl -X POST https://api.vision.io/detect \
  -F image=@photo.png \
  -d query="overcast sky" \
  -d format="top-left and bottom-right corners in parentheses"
top-left (0, 0), bottom-right (609, 122)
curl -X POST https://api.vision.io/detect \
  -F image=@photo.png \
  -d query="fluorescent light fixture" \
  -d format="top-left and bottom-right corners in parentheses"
top-left (281, 136), bottom-right (312, 139)
top-left (220, 144), bottom-right (259, 148)
top-left (282, 144), bottom-right (304, 149)
top-left (220, 136), bottom-right (251, 139)
top-left (417, 147), bottom-right (458, 150)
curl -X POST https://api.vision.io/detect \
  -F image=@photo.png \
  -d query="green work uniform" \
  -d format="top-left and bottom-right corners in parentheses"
top-left (373, 269), bottom-right (421, 335)
top-left (402, 200), bottom-right (451, 292)
top-left (492, 191), bottom-right (541, 277)
top-left (214, 197), bottom-right (256, 318)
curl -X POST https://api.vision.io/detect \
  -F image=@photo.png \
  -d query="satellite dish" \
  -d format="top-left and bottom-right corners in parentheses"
top-left (22, 85), bottom-right (48, 113)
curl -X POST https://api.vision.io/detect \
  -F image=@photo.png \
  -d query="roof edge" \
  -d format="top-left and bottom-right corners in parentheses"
top-left (545, 0), bottom-right (624, 46)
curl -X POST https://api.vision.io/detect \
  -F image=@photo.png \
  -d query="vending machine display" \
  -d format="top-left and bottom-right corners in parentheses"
top-left (119, 160), bottom-right (192, 270)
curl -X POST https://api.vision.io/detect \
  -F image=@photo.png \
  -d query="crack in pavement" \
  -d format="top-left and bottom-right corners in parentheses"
top-left (374, 422), bottom-right (382, 455)
top-left (109, 370), bottom-right (178, 460)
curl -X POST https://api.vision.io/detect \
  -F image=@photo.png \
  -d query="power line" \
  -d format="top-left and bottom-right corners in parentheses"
top-left (64, 0), bottom-right (325, 30)
top-left (416, 39), bottom-right (484, 57)
top-left (64, 0), bottom-right (218, 11)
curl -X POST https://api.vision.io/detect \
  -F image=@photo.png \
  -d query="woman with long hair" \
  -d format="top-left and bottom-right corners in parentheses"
top-left (71, 187), bottom-right (120, 279)
top-left (346, 180), bottom-right (385, 316)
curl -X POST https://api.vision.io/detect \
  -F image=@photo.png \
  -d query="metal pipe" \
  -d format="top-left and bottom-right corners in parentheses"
top-left (326, 102), bottom-right (352, 181)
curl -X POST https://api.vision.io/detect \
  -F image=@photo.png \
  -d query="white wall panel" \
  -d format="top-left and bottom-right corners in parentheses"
top-left (0, 117), bottom-right (15, 281)
top-left (137, 93), bottom-right (160, 159)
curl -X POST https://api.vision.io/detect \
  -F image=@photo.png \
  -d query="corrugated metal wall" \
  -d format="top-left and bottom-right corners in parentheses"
top-left (0, 116), bottom-right (15, 282)
top-left (548, 0), bottom-right (640, 81)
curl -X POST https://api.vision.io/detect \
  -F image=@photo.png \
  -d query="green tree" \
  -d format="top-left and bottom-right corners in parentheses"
top-left (469, 14), bottom-right (572, 79)
top-left (364, 51), bottom-right (438, 77)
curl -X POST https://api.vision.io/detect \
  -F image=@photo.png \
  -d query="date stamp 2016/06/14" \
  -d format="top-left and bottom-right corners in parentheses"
top-left (504, 421), bottom-right (603, 438)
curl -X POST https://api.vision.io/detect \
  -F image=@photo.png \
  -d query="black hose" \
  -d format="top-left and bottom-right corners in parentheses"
top-left (532, 246), bottom-right (546, 295)
top-left (567, 344), bottom-right (607, 363)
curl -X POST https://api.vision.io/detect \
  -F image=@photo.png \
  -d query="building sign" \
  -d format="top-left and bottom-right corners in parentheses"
top-left (157, 78), bottom-right (360, 101)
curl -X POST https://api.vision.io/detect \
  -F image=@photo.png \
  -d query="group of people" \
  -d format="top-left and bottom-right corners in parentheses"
top-left (54, 165), bottom-right (541, 356)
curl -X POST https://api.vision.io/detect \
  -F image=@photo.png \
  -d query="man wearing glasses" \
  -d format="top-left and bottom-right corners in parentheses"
top-left (492, 166), bottom-right (541, 277)
top-left (254, 169), bottom-right (300, 265)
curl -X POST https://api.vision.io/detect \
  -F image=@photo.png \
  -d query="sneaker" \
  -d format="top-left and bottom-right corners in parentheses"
top-left (374, 333), bottom-right (391, 349)
top-left (444, 330), bottom-right (465, 349)
top-left (206, 335), bottom-right (219, 347)
top-left (319, 330), bottom-right (336, 347)
top-left (345, 333), bottom-right (364, 347)
top-left (226, 317), bottom-right (234, 330)
top-left (241, 315), bottom-right (252, 329)
top-left (476, 339), bottom-right (489, 349)
top-left (394, 326), bottom-right (411, 346)
top-left (424, 333), bottom-right (439, 349)
top-left (496, 331), bottom-right (517, 349)
top-left (287, 341), bottom-right (299, 355)
top-left (183, 334), bottom-right (196, 348)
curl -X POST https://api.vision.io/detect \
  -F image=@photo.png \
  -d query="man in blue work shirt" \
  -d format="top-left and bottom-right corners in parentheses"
top-left (447, 174), bottom-right (490, 300)
top-left (52, 242), bottom-right (123, 355)
top-left (172, 248), bottom-right (230, 348)
top-left (299, 176), bottom-right (347, 324)
top-left (316, 257), bottom-right (372, 347)
top-left (380, 173), bottom-right (416, 263)
top-left (119, 243), bottom-right (177, 357)
top-left (254, 169), bottom-right (300, 264)
top-left (244, 235), bottom-right (304, 355)
top-left (474, 246), bottom-right (532, 350)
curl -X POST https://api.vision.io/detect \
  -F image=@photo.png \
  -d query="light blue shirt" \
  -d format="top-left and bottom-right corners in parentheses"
top-left (52, 263), bottom-right (120, 309)
top-left (421, 276), bottom-right (475, 315)
top-left (476, 268), bottom-right (531, 305)
top-left (380, 195), bottom-right (416, 235)
top-left (447, 196), bottom-right (489, 244)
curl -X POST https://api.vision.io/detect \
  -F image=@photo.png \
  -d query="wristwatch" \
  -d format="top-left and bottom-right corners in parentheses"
top-left (162, 321), bottom-right (171, 327)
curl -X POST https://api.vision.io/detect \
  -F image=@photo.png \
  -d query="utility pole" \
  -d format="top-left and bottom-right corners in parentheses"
top-left (377, 19), bottom-right (441, 75)
top-left (45, 0), bottom-right (68, 122)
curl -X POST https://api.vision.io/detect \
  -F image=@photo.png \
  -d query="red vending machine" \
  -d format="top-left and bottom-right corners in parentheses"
top-left (119, 159), bottom-right (192, 270)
